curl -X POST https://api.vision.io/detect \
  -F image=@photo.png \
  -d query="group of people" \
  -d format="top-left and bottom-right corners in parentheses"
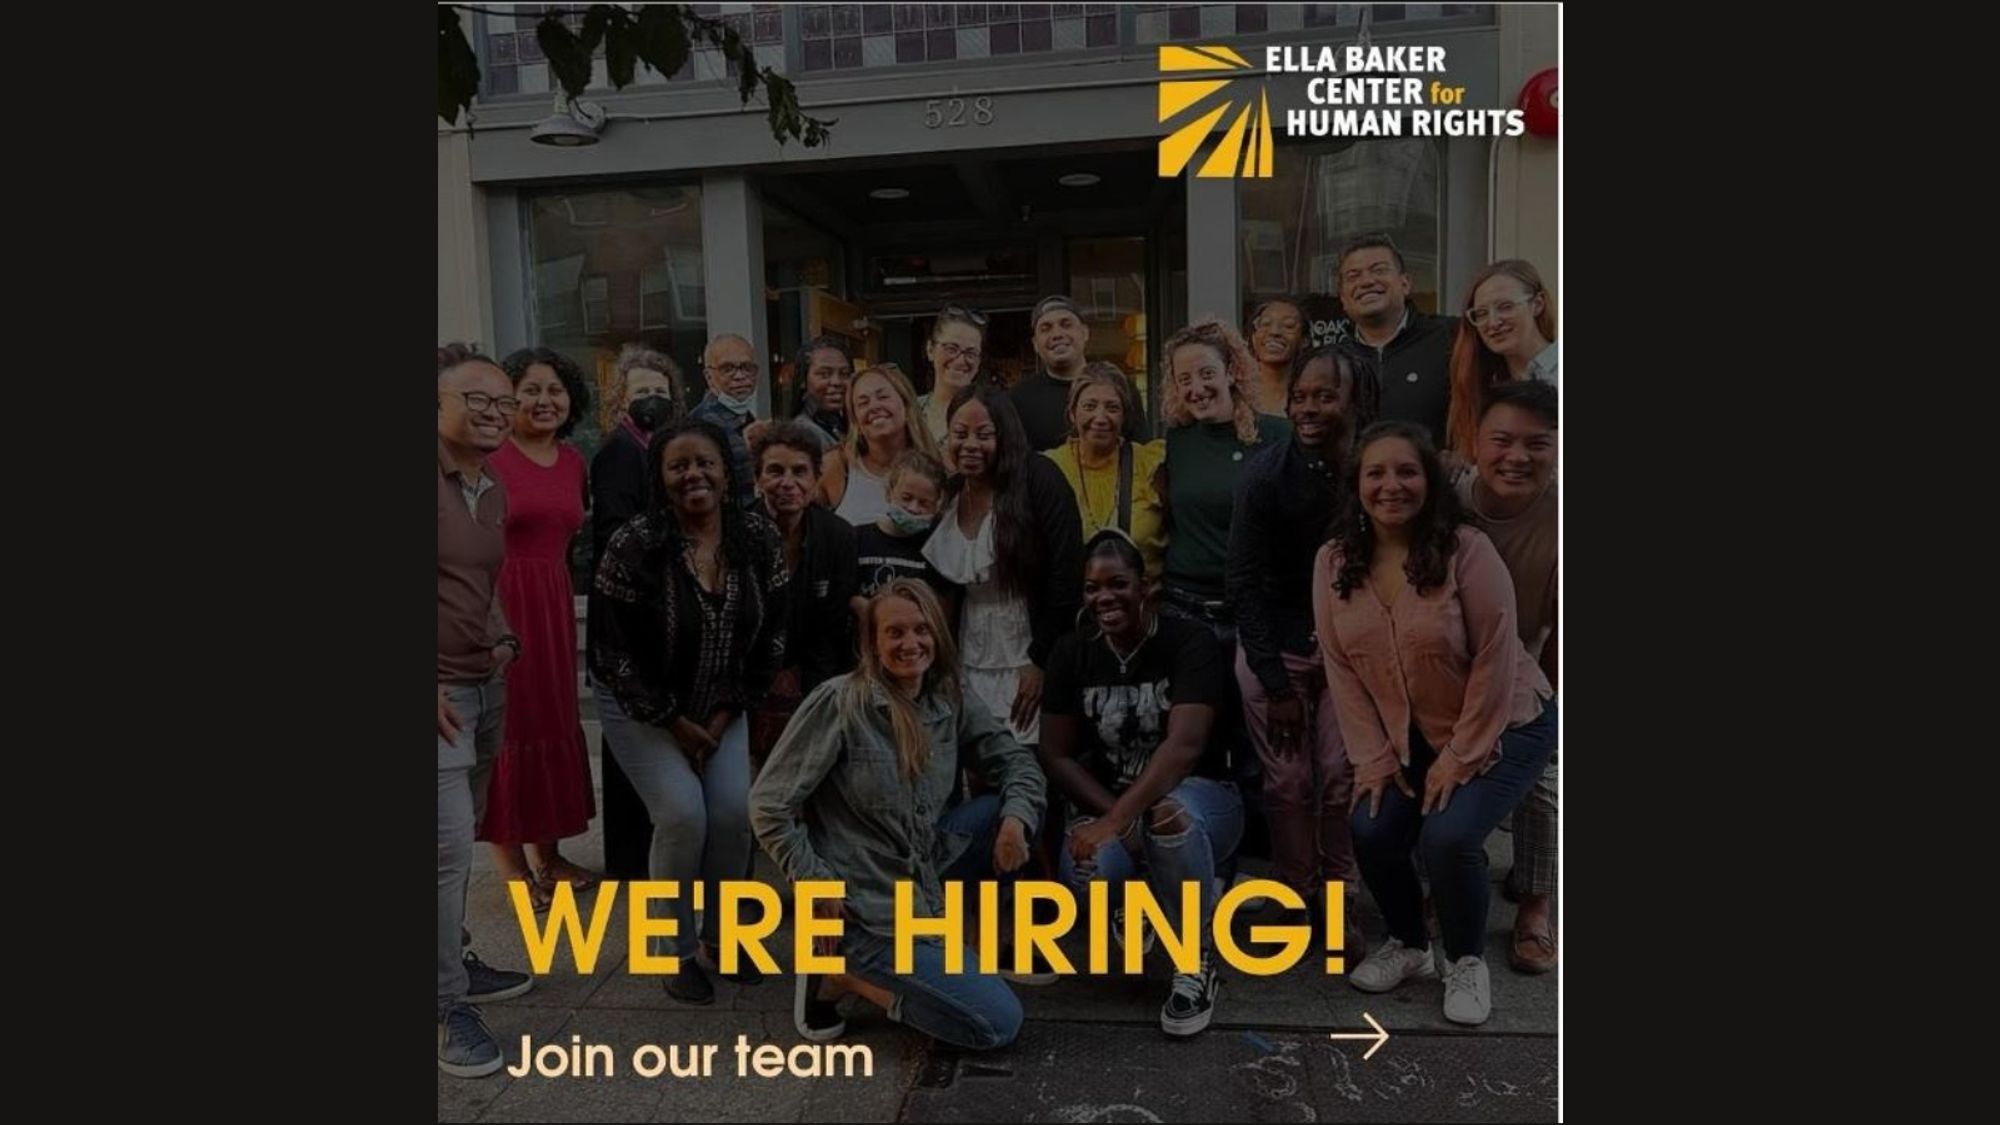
top-left (435, 232), bottom-right (1560, 1078)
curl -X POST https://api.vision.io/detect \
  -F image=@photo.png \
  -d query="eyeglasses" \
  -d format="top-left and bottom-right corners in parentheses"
top-left (1467, 295), bottom-right (1536, 325)
top-left (934, 342), bottom-right (982, 364)
top-left (451, 390), bottom-right (520, 416)
top-left (708, 361), bottom-right (759, 377)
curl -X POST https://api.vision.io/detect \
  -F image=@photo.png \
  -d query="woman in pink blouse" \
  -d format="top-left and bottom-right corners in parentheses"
top-left (1311, 421), bottom-right (1555, 1027)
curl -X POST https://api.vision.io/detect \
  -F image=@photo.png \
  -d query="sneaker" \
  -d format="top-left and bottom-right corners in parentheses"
top-left (795, 974), bottom-right (847, 1041)
top-left (1111, 907), bottom-right (1157, 958)
top-left (665, 959), bottom-right (716, 1005)
top-left (438, 1003), bottom-right (505, 1078)
top-left (463, 951), bottom-right (533, 1004)
top-left (1441, 955), bottom-right (1492, 1025)
top-left (695, 943), bottom-right (765, 985)
top-left (1348, 937), bottom-right (1439, 993)
top-left (1160, 953), bottom-right (1221, 1037)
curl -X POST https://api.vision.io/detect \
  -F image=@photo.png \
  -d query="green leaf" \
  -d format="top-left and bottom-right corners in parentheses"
top-left (735, 44), bottom-right (758, 101)
top-left (437, 7), bottom-right (480, 125)
top-left (635, 3), bottom-right (690, 79)
top-left (539, 15), bottom-right (592, 99)
top-left (603, 9), bottom-right (638, 88)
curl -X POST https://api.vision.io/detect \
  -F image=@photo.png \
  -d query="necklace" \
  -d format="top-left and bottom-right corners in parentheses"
top-left (1101, 612), bottom-right (1159, 676)
top-left (1071, 440), bottom-right (1120, 528)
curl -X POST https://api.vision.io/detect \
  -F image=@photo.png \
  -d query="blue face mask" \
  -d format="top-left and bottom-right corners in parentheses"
top-left (713, 389), bottom-right (755, 416)
top-left (884, 505), bottom-right (935, 536)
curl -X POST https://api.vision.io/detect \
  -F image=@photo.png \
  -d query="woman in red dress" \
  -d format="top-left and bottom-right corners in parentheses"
top-left (481, 347), bottom-right (601, 908)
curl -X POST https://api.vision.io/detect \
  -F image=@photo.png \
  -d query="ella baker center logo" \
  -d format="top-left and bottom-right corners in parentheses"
top-left (1158, 42), bottom-right (1528, 178)
top-left (1157, 45), bottom-right (1275, 179)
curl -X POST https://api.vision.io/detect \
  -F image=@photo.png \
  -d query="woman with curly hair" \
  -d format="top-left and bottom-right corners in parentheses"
top-left (1311, 421), bottom-right (1555, 1028)
top-left (479, 346), bottom-right (600, 908)
top-left (590, 417), bottom-right (791, 1006)
top-left (1155, 319), bottom-right (1290, 644)
top-left (1443, 260), bottom-right (1557, 462)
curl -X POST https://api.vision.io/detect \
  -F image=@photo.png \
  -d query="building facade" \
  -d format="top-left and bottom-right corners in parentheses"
top-left (438, 2), bottom-right (1558, 456)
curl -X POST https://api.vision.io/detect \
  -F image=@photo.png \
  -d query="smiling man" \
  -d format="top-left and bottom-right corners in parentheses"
top-left (1327, 234), bottom-right (1459, 448)
top-left (1011, 295), bottom-right (1151, 452)
top-left (690, 333), bottom-right (764, 510)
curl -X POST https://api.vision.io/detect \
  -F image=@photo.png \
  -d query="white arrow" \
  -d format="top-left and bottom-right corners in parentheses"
top-left (1327, 1012), bottom-right (1390, 1061)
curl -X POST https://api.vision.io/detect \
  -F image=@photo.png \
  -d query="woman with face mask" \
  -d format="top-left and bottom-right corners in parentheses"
top-left (590, 417), bottom-right (791, 1007)
top-left (479, 347), bottom-right (601, 910)
top-left (915, 307), bottom-right (990, 446)
top-left (591, 344), bottom-right (686, 881)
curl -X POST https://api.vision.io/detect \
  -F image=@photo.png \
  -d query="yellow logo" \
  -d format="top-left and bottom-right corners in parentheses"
top-left (1158, 45), bottom-right (1275, 178)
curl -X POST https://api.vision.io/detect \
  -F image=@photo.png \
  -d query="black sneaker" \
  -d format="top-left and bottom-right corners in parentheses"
top-left (1160, 953), bottom-right (1220, 1037)
top-left (695, 943), bottom-right (765, 985)
top-left (1000, 947), bottom-right (1060, 985)
top-left (438, 1003), bottom-right (505, 1078)
top-left (795, 974), bottom-right (847, 1041)
top-left (463, 951), bottom-right (534, 1003)
top-left (665, 960), bottom-right (716, 1005)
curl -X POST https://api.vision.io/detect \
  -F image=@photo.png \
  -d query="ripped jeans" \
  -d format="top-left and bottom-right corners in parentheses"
top-left (1056, 776), bottom-right (1244, 954)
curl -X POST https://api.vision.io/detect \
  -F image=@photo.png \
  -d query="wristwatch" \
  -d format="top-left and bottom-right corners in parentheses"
top-left (496, 634), bottom-right (522, 659)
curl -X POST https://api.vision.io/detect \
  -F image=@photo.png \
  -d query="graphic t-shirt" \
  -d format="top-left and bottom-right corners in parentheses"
top-left (1041, 614), bottom-right (1230, 792)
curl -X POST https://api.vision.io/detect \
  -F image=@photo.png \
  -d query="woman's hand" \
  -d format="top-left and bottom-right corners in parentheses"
top-left (1267, 693), bottom-right (1307, 758)
top-left (1350, 770), bottom-right (1417, 819)
top-left (1422, 752), bottom-right (1478, 815)
top-left (1068, 814), bottom-right (1136, 865)
top-left (705, 709), bottom-right (737, 750)
top-left (1010, 666), bottom-right (1045, 731)
top-left (993, 815), bottom-right (1032, 873)
top-left (673, 716), bottom-right (719, 767)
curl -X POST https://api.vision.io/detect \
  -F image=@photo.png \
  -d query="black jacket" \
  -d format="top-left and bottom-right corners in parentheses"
top-left (587, 424), bottom-right (652, 672)
top-left (1226, 438), bottom-right (1345, 698)
top-left (1330, 309), bottom-right (1459, 448)
top-left (1018, 455), bottom-right (1086, 668)
top-left (778, 503), bottom-right (859, 692)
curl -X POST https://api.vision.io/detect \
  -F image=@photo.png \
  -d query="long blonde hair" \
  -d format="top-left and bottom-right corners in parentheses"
top-left (843, 363), bottom-right (941, 469)
top-left (1160, 319), bottom-right (1262, 445)
top-left (841, 579), bottom-right (963, 781)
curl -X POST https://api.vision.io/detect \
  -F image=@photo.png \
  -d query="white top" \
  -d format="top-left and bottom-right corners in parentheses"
top-left (834, 459), bottom-right (891, 526)
top-left (923, 495), bottom-right (1037, 742)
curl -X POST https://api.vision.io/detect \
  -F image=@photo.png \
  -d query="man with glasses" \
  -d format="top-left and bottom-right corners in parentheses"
top-left (436, 344), bottom-right (534, 1078)
top-left (791, 336), bottom-right (853, 452)
top-left (690, 333), bottom-right (764, 509)
top-left (1326, 234), bottom-right (1459, 448)
top-left (1011, 295), bottom-right (1152, 452)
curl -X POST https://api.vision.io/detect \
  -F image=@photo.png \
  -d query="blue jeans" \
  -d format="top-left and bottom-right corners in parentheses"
top-left (595, 688), bottom-right (755, 958)
top-left (439, 678), bottom-right (504, 1014)
top-left (840, 795), bottom-right (1026, 1050)
top-left (1057, 776), bottom-right (1244, 954)
top-left (1351, 698), bottom-right (1558, 961)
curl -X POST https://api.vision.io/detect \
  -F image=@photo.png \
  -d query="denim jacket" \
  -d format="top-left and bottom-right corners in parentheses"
top-left (749, 674), bottom-right (1047, 937)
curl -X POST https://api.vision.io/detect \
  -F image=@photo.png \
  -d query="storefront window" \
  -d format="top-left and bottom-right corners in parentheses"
top-left (524, 183), bottom-right (706, 468)
top-left (1238, 139), bottom-right (1441, 349)
top-left (1066, 236), bottom-right (1150, 404)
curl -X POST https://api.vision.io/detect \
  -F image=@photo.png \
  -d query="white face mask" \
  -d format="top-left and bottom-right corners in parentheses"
top-left (713, 389), bottom-right (755, 416)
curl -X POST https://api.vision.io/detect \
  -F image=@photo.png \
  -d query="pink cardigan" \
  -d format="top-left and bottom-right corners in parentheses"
top-left (1312, 525), bottom-right (1552, 785)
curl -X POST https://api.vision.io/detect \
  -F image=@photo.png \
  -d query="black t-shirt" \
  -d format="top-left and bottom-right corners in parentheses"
top-left (853, 523), bottom-right (959, 604)
top-left (1042, 614), bottom-right (1230, 792)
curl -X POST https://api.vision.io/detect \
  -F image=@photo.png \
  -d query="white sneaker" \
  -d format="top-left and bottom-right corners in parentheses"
top-left (1348, 937), bottom-right (1439, 993)
top-left (1441, 955), bottom-right (1492, 1025)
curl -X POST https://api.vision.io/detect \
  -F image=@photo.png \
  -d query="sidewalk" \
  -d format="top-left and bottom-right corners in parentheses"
top-left (441, 730), bottom-right (1557, 1123)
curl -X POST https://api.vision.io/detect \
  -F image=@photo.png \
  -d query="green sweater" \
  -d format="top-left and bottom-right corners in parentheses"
top-left (1162, 414), bottom-right (1293, 598)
